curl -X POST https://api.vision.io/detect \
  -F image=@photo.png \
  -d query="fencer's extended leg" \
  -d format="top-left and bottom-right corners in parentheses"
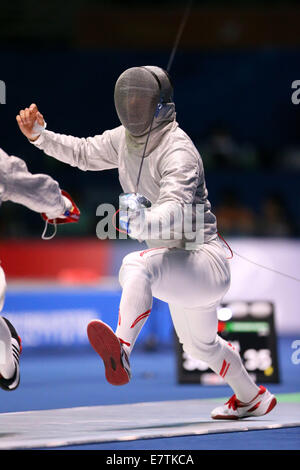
top-left (170, 304), bottom-right (260, 403)
top-left (170, 303), bottom-right (276, 418)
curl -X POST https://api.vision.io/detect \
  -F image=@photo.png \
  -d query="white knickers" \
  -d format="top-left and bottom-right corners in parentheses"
top-left (119, 238), bottom-right (231, 351)
top-left (119, 238), bottom-right (230, 309)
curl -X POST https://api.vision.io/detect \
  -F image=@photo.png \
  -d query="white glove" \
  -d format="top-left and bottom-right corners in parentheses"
top-left (31, 119), bottom-right (47, 139)
top-left (119, 193), bottom-right (151, 238)
top-left (45, 195), bottom-right (73, 220)
top-left (62, 195), bottom-right (73, 213)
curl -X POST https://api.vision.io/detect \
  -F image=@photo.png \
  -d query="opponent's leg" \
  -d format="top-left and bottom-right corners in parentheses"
top-left (0, 266), bottom-right (22, 391)
top-left (0, 265), bottom-right (6, 312)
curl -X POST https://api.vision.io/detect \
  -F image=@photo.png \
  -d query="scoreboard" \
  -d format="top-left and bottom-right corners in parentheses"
top-left (176, 301), bottom-right (280, 384)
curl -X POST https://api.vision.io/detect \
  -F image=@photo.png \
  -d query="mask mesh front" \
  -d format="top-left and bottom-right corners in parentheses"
top-left (114, 67), bottom-right (161, 136)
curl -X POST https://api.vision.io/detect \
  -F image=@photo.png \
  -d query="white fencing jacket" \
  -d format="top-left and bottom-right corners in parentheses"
top-left (0, 148), bottom-right (66, 219)
top-left (30, 104), bottom-right (217, 248)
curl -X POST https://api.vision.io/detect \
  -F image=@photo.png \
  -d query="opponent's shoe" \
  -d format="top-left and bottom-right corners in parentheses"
top-left (87, 319), bottom-right (131, 386)
top-left (211, 385), bottom-right (277, 420)
top-left (0, 316), bottom-right (22, 391)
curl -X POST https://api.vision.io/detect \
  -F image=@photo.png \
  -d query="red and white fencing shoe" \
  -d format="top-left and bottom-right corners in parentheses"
top-left (87, 319), bottom-right (131, 386)
top-left (211, 386), bottom-right (277, 420)
top-left (0, 316), bottom-right (22, 391)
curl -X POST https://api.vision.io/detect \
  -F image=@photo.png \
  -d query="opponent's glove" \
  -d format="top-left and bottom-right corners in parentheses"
top-left (41, 190), bottom-right (80, 239)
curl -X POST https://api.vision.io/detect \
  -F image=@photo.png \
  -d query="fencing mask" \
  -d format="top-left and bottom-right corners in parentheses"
top-left (114, 66), bottom-right (173, 137)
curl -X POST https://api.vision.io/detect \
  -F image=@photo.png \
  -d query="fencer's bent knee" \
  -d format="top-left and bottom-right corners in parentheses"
top-left (119, 251), bottom-right (151, 287)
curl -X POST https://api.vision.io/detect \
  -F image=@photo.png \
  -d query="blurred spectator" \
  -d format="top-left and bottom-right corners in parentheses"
top-left (280, 146), bottom-right (300, 170)
top-left (215, 189), bottom-right (299, 238)
top-left (197, 123), bottom-right (259, 170)
top-left (215, 188), bottom-right (257, 236)
top-left (257, 193), bottom-right (297, 237)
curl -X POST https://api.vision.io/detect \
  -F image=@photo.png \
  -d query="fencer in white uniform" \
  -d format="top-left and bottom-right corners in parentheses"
top-left (18, 67), bottom-right (276, 419)
top-left (0, 147), bottom-right (75, 391)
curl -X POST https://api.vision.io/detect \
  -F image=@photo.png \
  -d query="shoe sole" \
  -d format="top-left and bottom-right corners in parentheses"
top-left (212, 395), bottom-right (277, 420)
top-left (87, 320), bottom-right (129, 386)
top-left (212, 414), bottom-right (239, 420)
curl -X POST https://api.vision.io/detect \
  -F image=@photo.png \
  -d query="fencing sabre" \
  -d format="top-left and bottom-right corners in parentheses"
top-left (135, 0), bottom-right (194, 194)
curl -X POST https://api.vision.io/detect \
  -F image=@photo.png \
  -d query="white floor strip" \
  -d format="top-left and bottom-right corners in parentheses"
top-left (0, 399), bottom-right (299, 449)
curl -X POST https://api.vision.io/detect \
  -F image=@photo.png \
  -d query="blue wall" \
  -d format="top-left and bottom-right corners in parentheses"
top-left (3, 287), bottom-right (173, 349)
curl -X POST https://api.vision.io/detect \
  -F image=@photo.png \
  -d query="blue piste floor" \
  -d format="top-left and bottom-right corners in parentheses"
top-left (0, 336), bottom-right (299, 450)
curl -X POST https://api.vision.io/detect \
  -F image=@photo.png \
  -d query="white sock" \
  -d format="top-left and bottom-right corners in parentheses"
top-left (208, 337), bottom-right (260, 403)
top-left (115, 274), bottom-right (153, 355)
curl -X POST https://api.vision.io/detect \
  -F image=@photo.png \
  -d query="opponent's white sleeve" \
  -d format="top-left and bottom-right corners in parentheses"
top-left (30, 126), bottom-right (121, 171)
top-left (0, 149), bottom-right (66, 219)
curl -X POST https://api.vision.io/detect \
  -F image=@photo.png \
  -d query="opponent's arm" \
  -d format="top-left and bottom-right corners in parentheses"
top-left (16, 104), bottom-right (119, 172)
top-left (0, 148), bottom-right (72, 219)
